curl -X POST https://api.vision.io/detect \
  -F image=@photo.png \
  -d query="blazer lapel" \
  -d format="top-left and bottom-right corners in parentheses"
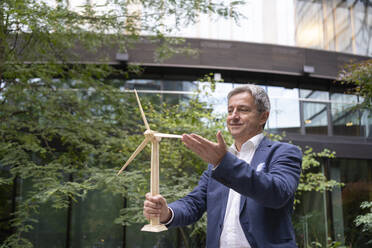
top-left (240, 137), bottom-right (273, 213)
top-left (219, 185), bottom-right (230, 222)
top-left (251, 137), bottom-right (272, 168)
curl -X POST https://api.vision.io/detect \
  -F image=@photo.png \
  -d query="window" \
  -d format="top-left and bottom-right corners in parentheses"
top-left (328, 158), bottom-right (372, 247)
top-left (266, 86), bottom-right (301, 134)
top-left (331, 93), bottom-right (361, 136)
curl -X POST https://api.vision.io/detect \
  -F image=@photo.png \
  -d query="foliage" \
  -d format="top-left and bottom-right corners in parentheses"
top-left (295, 147), bottom-right (340, 206)
top-left (291, 145), bottom-right (341, 247)
top-left (311, 239), bottom-right (347, 248)
top-left (0, 80), bottom-right (132, 246)
top-left (354, 201), bottom-right (372, 245)
top-left (0, 0), bottom-right (245, 68)
top-left (338, 59), bottom-right (372, 111)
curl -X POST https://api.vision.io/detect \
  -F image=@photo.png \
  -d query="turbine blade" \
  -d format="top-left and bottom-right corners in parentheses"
top-left (154, 133), bottom-right (183, 139)
top-left (117, 138), bottom-right (150, 176)
top-left (134, 89), bottom-right (150, 131)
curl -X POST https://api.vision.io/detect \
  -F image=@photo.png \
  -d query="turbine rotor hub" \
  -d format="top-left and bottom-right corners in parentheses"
top-left (144, 130), bottom-right (161, 142)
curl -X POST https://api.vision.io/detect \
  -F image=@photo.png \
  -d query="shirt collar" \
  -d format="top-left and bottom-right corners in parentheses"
top-left (229, 132), bottom-right (264, 154)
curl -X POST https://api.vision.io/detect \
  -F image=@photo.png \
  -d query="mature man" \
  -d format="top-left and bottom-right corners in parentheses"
top-left (143, 85), bottom-right (302, 248)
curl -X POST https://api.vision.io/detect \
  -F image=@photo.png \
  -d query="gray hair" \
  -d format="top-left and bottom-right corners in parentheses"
top-left (227, 85), bottom-right (270, 113)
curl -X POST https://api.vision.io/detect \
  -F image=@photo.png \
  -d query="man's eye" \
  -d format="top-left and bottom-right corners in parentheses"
top-left (239, 108), bottom-right (249, 112)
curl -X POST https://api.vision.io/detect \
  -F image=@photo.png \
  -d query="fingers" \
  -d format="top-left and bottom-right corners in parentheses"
top-left (182, 133), bottom-right (215, 153)
top-left (216, 131), bottom-right (226, 148)
top-left (189, 133), bottom-right (211, 144)
top-left (157, 195), bottom-right (167, 207)
top-left (182, 134), bottom-right (204, 155)
top-left (144, 202), bottom-right (161, 215)
top-left (182, 132), bottom-right (225, 152)
top-left (143, 193), bottom-right (168, 220)
top-left (145, 192), bottom-right (165, 202)
top-left (182, 133), bottom-right (202, 146)
top-left (182, 132), bottom-right (227, 166)
top-left (143, 202), bottom-right (161, 220)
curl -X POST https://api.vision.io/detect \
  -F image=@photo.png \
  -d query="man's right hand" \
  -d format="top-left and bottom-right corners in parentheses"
top-left (143, 193), bottom-right (171, 223)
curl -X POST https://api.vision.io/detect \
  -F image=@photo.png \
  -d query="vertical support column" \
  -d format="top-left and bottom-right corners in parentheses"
top-left (299, 99), bottom-right (306, 135)
top-left (321, 0), bottom-right (329, 50)
top-left (329, 164), bottom-right (345, 244)
top-left (331, 0), bottom-right (338, 51)
top-left (327, 102), bottom-right (333, 136)
top-left (349, 3), bottom-right (357, 54)
top-left (321, 161), bottom-right (329, 246)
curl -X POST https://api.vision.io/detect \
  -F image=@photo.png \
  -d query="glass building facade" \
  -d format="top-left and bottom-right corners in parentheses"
top-left (166, 0), bottom-right (372, 57)
top-left (66, 0), bottom-right (372, 56)
top-left (1, 0), bottom-right (372, 248)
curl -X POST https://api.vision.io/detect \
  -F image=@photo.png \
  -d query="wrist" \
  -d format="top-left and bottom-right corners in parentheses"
top-left (161, 207), bottom-right (172, 223)
top-left (213, 151), bottom-right (227, 167)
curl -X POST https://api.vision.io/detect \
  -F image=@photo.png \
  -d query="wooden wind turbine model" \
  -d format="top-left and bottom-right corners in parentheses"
top-left (117, 89), bottom-right (182, 232)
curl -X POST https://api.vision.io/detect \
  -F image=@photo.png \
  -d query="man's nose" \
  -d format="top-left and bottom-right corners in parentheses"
top-left (230, 109), bottom-right (240, 119)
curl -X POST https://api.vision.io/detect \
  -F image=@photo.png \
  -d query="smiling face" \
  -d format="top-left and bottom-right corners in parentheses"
top-left (227, 92), bottom-right (269, 149)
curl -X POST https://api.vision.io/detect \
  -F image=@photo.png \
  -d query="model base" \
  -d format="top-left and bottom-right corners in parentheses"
top-left (141, 224), bottom-right (168, 232)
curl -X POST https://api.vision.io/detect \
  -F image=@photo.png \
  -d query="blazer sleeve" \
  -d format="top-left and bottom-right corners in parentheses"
top-left (167, 166), bottom-right (210, 227)
top-left (212, 142), bottom-right (302, 209)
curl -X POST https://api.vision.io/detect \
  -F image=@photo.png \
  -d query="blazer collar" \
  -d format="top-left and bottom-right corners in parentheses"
top-left (255, 136), bottom-right (273, 151)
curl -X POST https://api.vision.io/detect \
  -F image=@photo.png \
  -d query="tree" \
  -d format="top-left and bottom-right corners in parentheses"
top-left (0, 0), bottom-right (245, 247)
top-left (338, 59), bottom-right (372, 112)
top-left (354, 201), bottom-right (372, 245)
top-left (338, 59), bottom-right (372, 248)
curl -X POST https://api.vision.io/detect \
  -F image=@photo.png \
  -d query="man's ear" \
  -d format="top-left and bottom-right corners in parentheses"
top-left (260, 111), bottom-right (269, 126)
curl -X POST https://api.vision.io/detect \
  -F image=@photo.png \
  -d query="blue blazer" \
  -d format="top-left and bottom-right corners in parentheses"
top-left (168, 137), bottom-right (302, 248)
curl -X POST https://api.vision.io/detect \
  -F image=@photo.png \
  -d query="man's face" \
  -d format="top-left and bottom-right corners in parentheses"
top-left (227, 92), bottom-right (269, 142)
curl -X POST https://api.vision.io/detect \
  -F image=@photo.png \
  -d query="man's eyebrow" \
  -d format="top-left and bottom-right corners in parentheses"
top-left (228, 104), bottom-right (250, 108)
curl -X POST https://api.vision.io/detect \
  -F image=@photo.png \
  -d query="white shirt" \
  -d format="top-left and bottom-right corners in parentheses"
top-left (219, 133), bottom-right (264, 248)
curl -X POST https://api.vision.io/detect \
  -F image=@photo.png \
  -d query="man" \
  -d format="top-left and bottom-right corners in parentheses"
top-left (143, 85), bottom-right (302, 247)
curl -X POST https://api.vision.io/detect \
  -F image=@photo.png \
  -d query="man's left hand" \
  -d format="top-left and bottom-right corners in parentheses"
top-left (182, 131), bottom-right (227, 167)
